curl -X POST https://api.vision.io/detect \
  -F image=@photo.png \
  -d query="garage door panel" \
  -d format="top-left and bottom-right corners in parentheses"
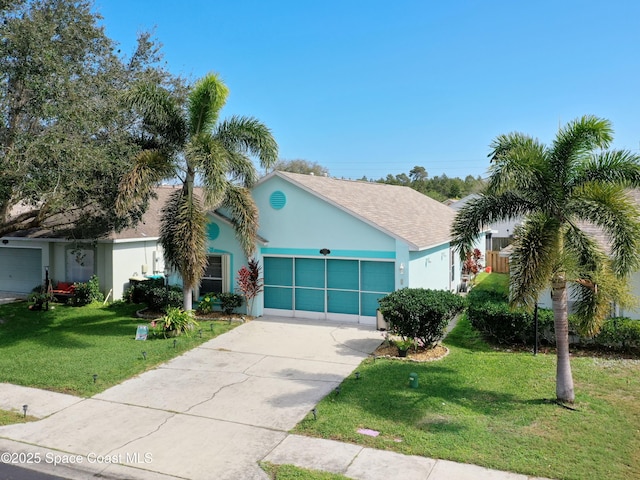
top-left (361, 292), bottom-right (386, 317)
top-left (264, 286), bottom-right (293, 309)
top-left (0, 248), bottom-right (42, 293)
top-left (264, 257), bottom-right (293, 286)
top-left (361, 261), bottom-right (394, 292)
top-left (328, 289), bottom-right (359, 315)
top-left (327, 259), bottom-right (358, 290)
top-left (295, 288), bottom-right (324, 312)
top-left (295, 258), bottom-right (324, 288)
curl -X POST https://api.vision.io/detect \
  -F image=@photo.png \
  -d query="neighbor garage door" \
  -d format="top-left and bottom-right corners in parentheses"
top-left (0, 247), bottom-right (42, 294)
top-left (263, 256), bottom-right (394, 323)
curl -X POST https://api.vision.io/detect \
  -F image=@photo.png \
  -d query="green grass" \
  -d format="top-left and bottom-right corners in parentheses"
top-left (473, 271), bottom-right (509, 296)
top-left (0, 301), bottom-right (237, 397)
top-left (294, 316), bottom-right (640, 480)
top-left (260, 462), bottom-right (351, 480)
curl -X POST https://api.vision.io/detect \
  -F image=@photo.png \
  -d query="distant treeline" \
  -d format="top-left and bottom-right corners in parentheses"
top-left (361, 166), bottom-right (486, 202)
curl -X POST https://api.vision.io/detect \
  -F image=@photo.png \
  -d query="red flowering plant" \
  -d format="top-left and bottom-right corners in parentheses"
top-left (236, 258), bottom-right (264, 316)
top-left (462, 248), bottom-right (483, 275)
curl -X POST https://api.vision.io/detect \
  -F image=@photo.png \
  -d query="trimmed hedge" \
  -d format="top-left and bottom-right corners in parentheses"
top-left (467, 280), bottom-right (640, 351)
top-left (590, 317), bottom-right (640, 351)
top-left (466, 288), bottom-right (554, 345)
top-left (378, 288), bottom-right (466, 347)
top-left (125, 279), bottom-right (182, 312)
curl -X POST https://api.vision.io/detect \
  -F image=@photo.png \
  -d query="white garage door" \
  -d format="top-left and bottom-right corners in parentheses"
top-left (0, 247), bottom-right (42, 294)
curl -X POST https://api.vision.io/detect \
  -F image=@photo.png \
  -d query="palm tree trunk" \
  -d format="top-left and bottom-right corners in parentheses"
top-left (551, 277), bottom-right (575, 403)
top-left (183, 285), bottom-right (193, 311)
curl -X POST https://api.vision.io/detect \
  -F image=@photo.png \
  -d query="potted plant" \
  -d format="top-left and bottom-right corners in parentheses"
top-left (394, 338), bottom-right (414, 357)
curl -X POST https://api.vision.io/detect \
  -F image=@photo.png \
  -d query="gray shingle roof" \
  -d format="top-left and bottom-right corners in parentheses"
top-left (272, 171), bottom-right (456, 250)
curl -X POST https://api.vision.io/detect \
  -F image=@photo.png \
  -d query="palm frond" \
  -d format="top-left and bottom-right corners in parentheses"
top-left (116, 149), bottom-right (173, 216)
top-left (568, 184), bottom-right (640, 277)
top-left (123, 82), bottom-right (186, 146)
top-left (487, 133), bottom-right (547, 194)
top-left (221, 185), bottom-right (259, 257)
top-left (225, 150), bottom-right (259, 188)
top-left (451, 192), bottom-right (536, 258)
top-left (160, 188), bottom-right (207, 290)
top-left (215, 116), bottom-right (278, 171)
top-left (571, 266), bottom-right (636, 336)
top-left (188, 73), bottom-right (229, 136)
top-left (509, 214), bottom-right (560, 307)
top-left (549, 115), bottom-right (613, 182)
top-left (572, 150), bottom-right (640, 187)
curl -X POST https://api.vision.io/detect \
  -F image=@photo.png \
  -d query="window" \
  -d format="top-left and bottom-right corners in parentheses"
top-left (66, 248), bottom-right (95, 283)
top-left (199, 255), bottom-right (230, 296)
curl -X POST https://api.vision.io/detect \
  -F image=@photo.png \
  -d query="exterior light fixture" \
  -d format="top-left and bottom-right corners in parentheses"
top-left (92, 374), bottom-right (98, 383)
top-left (398, 263), bottom-right (405, 275)
top-left (319, 248), bottom-right (330, 256)
top-left (22, 405), bottom-right (28, 417)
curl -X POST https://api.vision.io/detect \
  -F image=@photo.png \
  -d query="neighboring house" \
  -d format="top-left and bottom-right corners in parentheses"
top-left (0, 172), bottom-right (483, 325)
top-left (0, 187), bottom-right (177, 301)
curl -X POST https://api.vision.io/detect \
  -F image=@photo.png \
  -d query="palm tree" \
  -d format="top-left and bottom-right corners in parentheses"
top-left (117, 73), bottom-right (278, 310)
top-left (451, 115), bottom-right (640, 403)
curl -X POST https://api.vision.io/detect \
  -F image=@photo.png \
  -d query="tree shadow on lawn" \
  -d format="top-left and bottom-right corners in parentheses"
top-left (0, 302), bottom-right (143, 348)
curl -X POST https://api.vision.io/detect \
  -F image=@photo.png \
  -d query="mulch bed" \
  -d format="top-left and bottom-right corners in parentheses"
top-left (374, 342), bottom-right (449, 362)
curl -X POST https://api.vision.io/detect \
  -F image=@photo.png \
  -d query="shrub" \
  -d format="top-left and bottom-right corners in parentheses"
top-left (378, 288), bottom-right (465, 348)
top-left (156, 307), bottom-right (198, 337)
top-left (217, 292), bottom-right (243, 315)
top-left (125, 280), bottom-right (181, 312)
top-left (197, 293), bottom-right (217, 314)
top-left (591, 317), bottom-right (640, 351)
top-left (71, 275), bottom-right (104, 306)
top-left (467, 300), bottom-right (555, 345)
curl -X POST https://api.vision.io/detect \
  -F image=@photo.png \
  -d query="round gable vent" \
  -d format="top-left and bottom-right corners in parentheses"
top-left (269, 190), bottom-right (286, 210)
top-left (207, 222), bottom-right (220, 240)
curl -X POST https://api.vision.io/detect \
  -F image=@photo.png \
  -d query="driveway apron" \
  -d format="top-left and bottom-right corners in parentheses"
top-left (0, 317), bottom-right (382, 480)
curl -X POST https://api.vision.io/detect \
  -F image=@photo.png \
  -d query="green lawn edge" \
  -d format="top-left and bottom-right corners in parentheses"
top-left (0, 301), bottom-right (238, 397)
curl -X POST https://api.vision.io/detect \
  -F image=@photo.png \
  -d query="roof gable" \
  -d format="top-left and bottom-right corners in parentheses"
top-left (260, 171), bottom-right (456, 250)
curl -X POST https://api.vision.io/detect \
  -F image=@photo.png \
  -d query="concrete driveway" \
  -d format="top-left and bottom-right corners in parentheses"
top-left (0, 317), bottom-right (382, 480)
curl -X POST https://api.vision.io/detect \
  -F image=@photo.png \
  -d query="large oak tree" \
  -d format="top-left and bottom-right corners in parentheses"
top-left (0, 0), bottom-right (184, 239)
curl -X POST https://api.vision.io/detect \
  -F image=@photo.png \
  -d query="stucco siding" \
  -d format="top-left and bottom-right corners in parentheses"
top-left (253, 176), bottom-right (396, 254)
top-left (408, 244), bottom-right (451, 291)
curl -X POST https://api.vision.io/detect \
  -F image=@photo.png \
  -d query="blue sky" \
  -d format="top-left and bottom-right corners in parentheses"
top-left (94, 0), bottom-right (640, 180)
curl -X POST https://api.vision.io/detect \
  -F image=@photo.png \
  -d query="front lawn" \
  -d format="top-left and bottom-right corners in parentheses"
top-left (294, 317), bottom-right (640, 480)
top-left (0, 301), bottom-right (236, 397)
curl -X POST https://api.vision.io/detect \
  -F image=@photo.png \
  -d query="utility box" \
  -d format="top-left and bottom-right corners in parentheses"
top-left (409, 372), bottom-right (419, 389)
top-left (376, 310), bottom-right (388, 331)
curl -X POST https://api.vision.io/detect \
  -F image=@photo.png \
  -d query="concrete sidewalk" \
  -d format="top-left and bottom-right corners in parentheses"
top-left (0, 316), bottom-right (551, 480)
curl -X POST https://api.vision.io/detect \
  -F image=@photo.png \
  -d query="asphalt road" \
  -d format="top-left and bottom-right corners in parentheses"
top-left (0, 464), bottom-right (67, 480)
